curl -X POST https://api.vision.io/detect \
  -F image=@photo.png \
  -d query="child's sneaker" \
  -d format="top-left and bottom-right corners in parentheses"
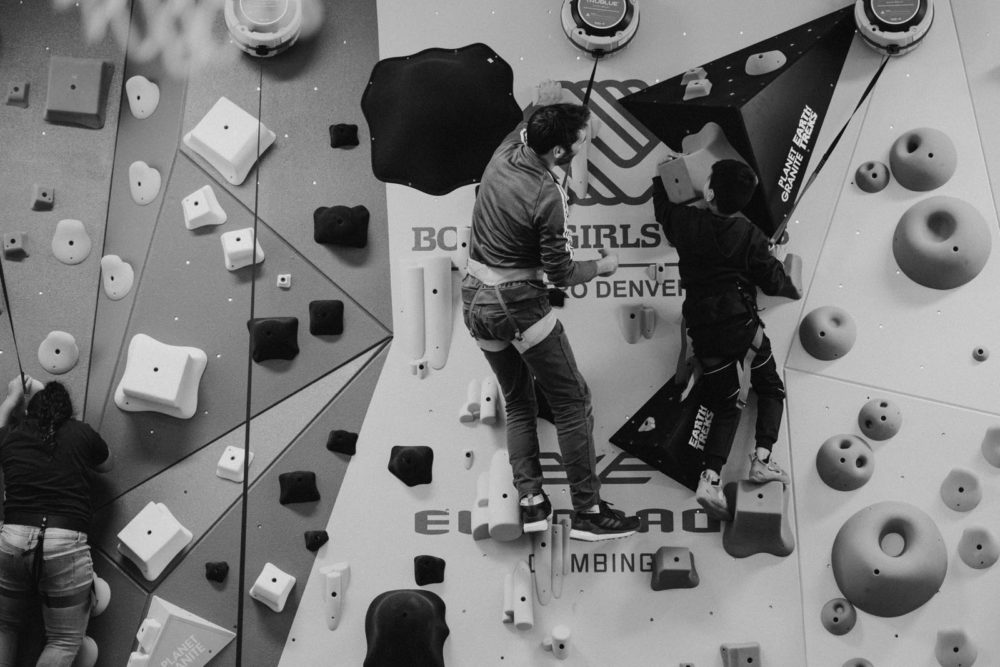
top-left (695, 470), bottom-right (731, 522)
top-left (520, 492), bottom-right (552, 533)
top-left (748, 451), bottom-right (790, 485)
top-left (570, 501), bottom-right (639, 541)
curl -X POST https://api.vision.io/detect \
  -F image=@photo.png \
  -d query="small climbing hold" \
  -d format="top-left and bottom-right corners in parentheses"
top-left (3, 233), bottom-right (27, 259)
top-left (854, 160), bottom-right (890, 193)
top-left (890, 127), bottom-right (957, 192)
top-left (205, 561), bottom-right (229, 583)
top-left (38, 331), bottom-right (79, 375)
top-left (304, 530), bottom-right (329, 552)
top-left (413, 555), bottom-right (445, 586)
top-left (798, 306), bottom-right (856, 360)
top-left (52, 219), bottom-right (92, 265)
top-left (128, 160), bottom-right (162, 205)
top-left (309, 300), bottom-right (344, 336)
top-left (934, 628), bottom-right (978, 667)
top-left (816, 435), bottom-right (873, 492)
top-left (388, 445), bottom-right (433, 487)
top-left (820, 597), bottom-right (857, 636)
top-left (957, 526), bottom-right (1000, 569)
top-left (939, 467), bottom-right (981, 512)
top-left (182, 184), bottom-right (227, 229)
top-left (683, 78), bottom-right (711, 101)
top-left (31, 183), bottom-right (53, 211)
top-left (124, 75), bottom-right (159, 119)
top-left (278, 470), bottom-right (320, 505)
top-left (100, 255), bottom-right (135, 300)
top-left (857, 398), bottom-right (902, 441)
top-left (745, 50), bottom-right (786, 75)
top-left (221, 228), bottom-right (265, 271)
top-left (326, 429), bottom-right (358, 456)
top-left (329, 123), bottom-right (359, 148)
top-left (6, 81), bottom-right (28, 107)
top-left (247, 317), bottom-right (299, 362)
top-left (972, 346), bottom-right (989, 362)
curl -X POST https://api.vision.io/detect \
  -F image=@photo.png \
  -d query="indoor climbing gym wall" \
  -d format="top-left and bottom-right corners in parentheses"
top-left (1, 0), bottom-right (1000, 666)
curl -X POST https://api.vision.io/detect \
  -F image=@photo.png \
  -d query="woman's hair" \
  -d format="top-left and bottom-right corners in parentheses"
top-left (26, 381), bottom-right (73, 454)
top-left (526, 103), bottom-right (590, 156)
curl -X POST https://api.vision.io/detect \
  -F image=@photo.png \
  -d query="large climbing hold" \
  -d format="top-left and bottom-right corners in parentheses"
top-left (117, 501), bottom-right (193, 581)
top-left (722, 480), bottom-right (795, 558)
top-left (278, 470), bottom-right (320, 504)
top-left (43, 56), bottom-right (113, 129)
top-left (38, 331), bottom-right (79, 375)
top-left (309, 300), bottom-right (345, 336)
top-left (363, 589), bottom-right (449, 667)
top-left (889, 127), bottom-right (957, 192)
top-left (114, 333), bottom-right (208, 419)
top-left (183, 96), bottom-right (276, 185)
top-left (893, 196), bottom-right (991, 290)
top-left (934, 629), bottom-right (977, 667)
top-left (816, 434), bottom-right (873, 492)
top-left (247, 317), bottom-right (299, 362)
top-left (127, 596), bottom-right (235, 666)
top-left (313, 205), bottom-right (369, 248)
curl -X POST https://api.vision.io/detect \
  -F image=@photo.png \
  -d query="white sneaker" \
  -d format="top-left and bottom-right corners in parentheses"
top-left (749, 452), bottom-right (790, 485)
top-left (695, 470), bottom-right (731, 521)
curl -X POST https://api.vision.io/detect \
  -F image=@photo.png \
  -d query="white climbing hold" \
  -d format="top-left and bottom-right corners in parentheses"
top-left (129, 161), bottom-right (161, 205)
top-left (38, 331), bottom-right (79, 375)
top-left (52, 219), bottom-right (91, 265)
top-left (125, 75), bottom-right (160, 119)
top-left (100, 255), bottom-right (134, 300)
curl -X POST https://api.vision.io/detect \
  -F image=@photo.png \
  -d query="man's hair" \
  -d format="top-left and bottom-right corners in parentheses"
top-left (709, 159), bottom-right (759, 215)
top-left (526, 103), bottom-right (590, 155)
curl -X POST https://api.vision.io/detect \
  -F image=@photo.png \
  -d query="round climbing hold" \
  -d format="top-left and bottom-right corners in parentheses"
top-left (957, 526), bottom-right (1000, 569)
top-left (939, 467), bottom-right (981, 512)
top-left (972, 346), bottom-right (989, 362)
top-left (798, 306), bottom-right (856, 361)
top-left (934, 628), bottom-right (978, 667)
top-left (893, 196), bottom-right (991, 290)
top-left (72, 636), bottom-right (98, 667)
top-left (820, 597), bottom-right (857, 636)
top-left (832, 501), bottom-right (947, 617)
top-left (980, 427), bottom-right (1000, 468)
top-left (90, 576), bottom-right (110, 617)
top-left (38, 331), bottom-right (79, 375)
top-left (889, 127), bottom-right (957, 191)
top-left (842, 660), bottom-right (873, 667)
top-left (854, 160), bottom-right (890, 193)
top-left (857, 398), bottom-right (902, 441)
top-left (816, 434), bottom-right (873, 491)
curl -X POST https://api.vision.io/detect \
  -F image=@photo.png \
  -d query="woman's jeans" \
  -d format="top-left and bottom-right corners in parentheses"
top-left (0, 524), bottom-right (93, 667)
top-left (463, 275), bottom-right (601, 512)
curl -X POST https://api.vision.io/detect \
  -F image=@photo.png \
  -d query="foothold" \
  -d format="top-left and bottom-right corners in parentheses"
top-left (972, 346), bottom-right (989, 362)
top-left (683, 78), bottom-right (712, 101)
top-left (890, 127), bottom-right (957, 192)
top-left (31, 184), bottom-right (54, 211)
top-left (820, 597), bottom-right (857, 636)
top-left (410, 358), bottom-right (429, 379)
top-left (980, 427), bottom-right (1000, 468)
top-left (650, 546), bottom-right (699, 591)
top-left (43, 56), bottom-right (113, 129)
top-left (462, 449), bottom-right (474, 469)
top-left (308, 300), bottom-right (344, 336)
top-left (414, 555), bottom-right (446, 586)
top-left (278, 471), bottom-right (320, 505)
top-left (940, 467), bottom-right (981, 512)
top-left (247, 317), bottom-right (299, 362)
top-left (488, 449), bottom-right (522, 541)
top-left (459, 378), bottom-right (481, 423)
top-left (935, 629), bottom-right (978, 667)
top-left (276, 273), bottom-right (291, 289)
top-left (640, 305), bottom-right (657, 339)
top-left (3, 233), bottom-right (27, 259)
top-left (858, 398), bottom-right (902, 441)
top-left (388, 446), bottom-right (434, 487)
top-left (215, 445), bottom-right (253, 483)
top-left (619, 304), bottom-right (642, 344)
top-left (720, 642), bottom-right (760, 667)
top-left (816, 435), bottom-right (874, 492)
top-left (320, 562), bottom-right (350, 630)
top-left (51, 219), bottom-right (92, 265)
top-left (124, 75), bottom-right (160, 119)
top-left (114, 333), bottom-right (208, 419)
top-left (220, 228), bottom-right (265, 271)
top-left (183, 96), bottom-right (276, 185)
top-left (181, 184), bottom-right (227, 229)
top-left (646, 263), bottom-right (670, 281)
top-left (249, 562), bottom-right (296, 612)
top-left (893, 196), bottom-right (991, 290)
top-left (855, 161), bottom-right (891, 193)
top-left (832, 501), bottom-right (947, 617)
top-left (313, 205), bottom-right (369, 248)
top-left (745, 50), bottom-right (787, 75)
top-left (304, 530), bottom-right (329, 552)
top-left (723, 480), bottom-right (795, 558)
top-left (90, 576), bottom-right (111, 617)
top-left (798, 305), bottom-right (856, 360)
top-left (363, 590), bottom-right (449, 667)
top-left (326, 429), bottom-right (358, 456)
top-left (116, 501), bottom-right (193, 581)
top-left (480, 376), bottom-right (499, 425)
top-left (510, 560), bottom-right (534, 630)
top-left (205, 561), bottom-right (230, 583)
top-left (545, 624), bottom-right (571, 660)
top-left (843, 661), bottom-right (874, 667)
top-left (100, 255), bottom-right (135, 300)
top-left (38, 331), bottom-right (79, 375)
top-left (329, 123), bottom-right (359, 148)
top-left (957, 526), bottom-right (1000, 569)
top-left (680, 67), bottom-right (707, 84)
top-left (6, 81), bottom-right (28, 107)
top-left (421, 256), bottom-right (453, 371)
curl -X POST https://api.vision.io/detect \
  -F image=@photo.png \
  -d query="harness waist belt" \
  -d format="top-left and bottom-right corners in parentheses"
top-left (466, 258), bottom-right (543, 286)
top-left (4, 512), bottom-right (89, 534)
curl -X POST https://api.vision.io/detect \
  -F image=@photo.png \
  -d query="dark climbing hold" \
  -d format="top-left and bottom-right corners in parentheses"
top-left (329, 123), bottom-right (359, 148)
top-left (313, 205), bottom-right (369, 248)
top-left (364, 589), bottom-right (449, 667)
top-left (205, 561), bottom-right (229, 583)
top-left (279, 470), bottom-right (320, 505)
top-left (309, 300), bottom-right (345, 336)
top-left (305, 530), bottom-right (330, 552)
top-left (388, 446), bottom-right (433, 487)
top-left (247, 317), bottom-right (299, 362)
top-left (326, 429), bottom-right (358, 456)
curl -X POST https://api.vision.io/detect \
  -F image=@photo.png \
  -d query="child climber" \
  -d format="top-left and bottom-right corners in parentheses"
top-left (651, 159), bottom-right (802, 520)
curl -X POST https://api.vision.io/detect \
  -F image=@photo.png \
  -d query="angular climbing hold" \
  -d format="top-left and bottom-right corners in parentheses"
top-left (304, 530), bottom-right (329, 552)
top-left (215, 445), bottom-right (253, 483)
top-left (857, 398), bottom-right (902, 441)
top-left (680, 67), bottom-right (707, 84)
top-left (745, 50), bottom-right (786, 75)
top-left (855, 160), bottom-right (890, 193)
top-left (313, 205), bottom-right (369, 248)
top-left (51, 219), bottom-right (92, 265)
top-left (129, 596), bottom-right (235, 665)
top-left (247, 317), bottom-right (299, 362)
top-left (220, 228), bottom-right (265, 271)
top-left (816, 434), bottom-right (873, 491)
top-left (100, 255), bottom-right (135, 300)
top-left (117, 501), bottom-right (193, 581)
top-left (326, 429), bottom-right (358, 456)
top-left (43, 56), bottom-right (113, 129)
top-left (683, 78), bottom-right (712, 101)
top-left (124, 75), bottom-right (159, 119)
top-left (182, 184), bottom-right (227, 229)
top-left (890, 127), bottom-right (957, 192)
top-left (37, 331), bottom-right (79, 375)
top-left (798, 305), bottom-right (856, 360)
top-left (329, 123), bottom-right (359, 148)
top-left (309, 300), bottom-right (344, 336)
top-left (205, 561), bottom-right (229, 583)
top-left (276, 274), bottom-right (291, 289)
top-left (249, 562), bottom-right (296, 612)
top-left (388, 445), bottom-right (434, 487)
top-left (414, 555), bottom-right (445, 586)
top-left (31, 184), bottom-right (54, 211)
top-left (720, 642), bottom-right (760, 667)
top-left (650, 546), bottom-right (699, 591)
top-left (934, 629), bottom-right (977, 667)
top-left (832, 501), bottom-right (947, 617)
top-left (957, 526), bottom-right (999, 570)
top-left (278, 470), bottom-right (320, 504)
top-left (363, 589), bottom-right (449, 667)
top-left (722, 480), bottom-right (795, 558)
top-left (820, 597), bottom-right (857, 636)
top-left (939, 467), bottom-right (981, 512)
top-left (3, 233), bottom-right (26, 259)
top-left (183, 96), bottom-right (276, 185)
top-left (115, 334), bottom-right (208, 419)
top-left (6, 81), bottom-right (28, 107)
top-left (893, 196), bottom-right (991, 290)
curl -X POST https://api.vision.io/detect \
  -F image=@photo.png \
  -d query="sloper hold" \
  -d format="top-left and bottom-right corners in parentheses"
top-left (51, 219), bottom-right (92, 265)
top-left (205, 561), bottom-right (229, 583)
top-left (100, 254), bottom-right (135, 300)
top-left (413, 555), bottom-right (445, 586)
top-left (43, 56), bottom-right (113, 129)
top-left (247, 317), bottom-right (299, 362)
top-left (388, 445), bottom-right (433, 487)
top-left (934, 629), bottom-right (978, 667)
top-left (309, 300), bottom-right (345, 335)
top-left (313, 205), bottom-right (369, 248)
top-left (38, 331), bottom-right (79, 375)
top-left (278, 470), bottom-right (320, 504)
top-left (304, 530), bottom-right (329, 552)
top-left (326, 429), bottom-right (358, 455)
top-left (329, 123), bottom-right (359, 148)
top-left (125, 74), bottom-right (160, 119)
top-left (364, 589), bottom-right (449, 667)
